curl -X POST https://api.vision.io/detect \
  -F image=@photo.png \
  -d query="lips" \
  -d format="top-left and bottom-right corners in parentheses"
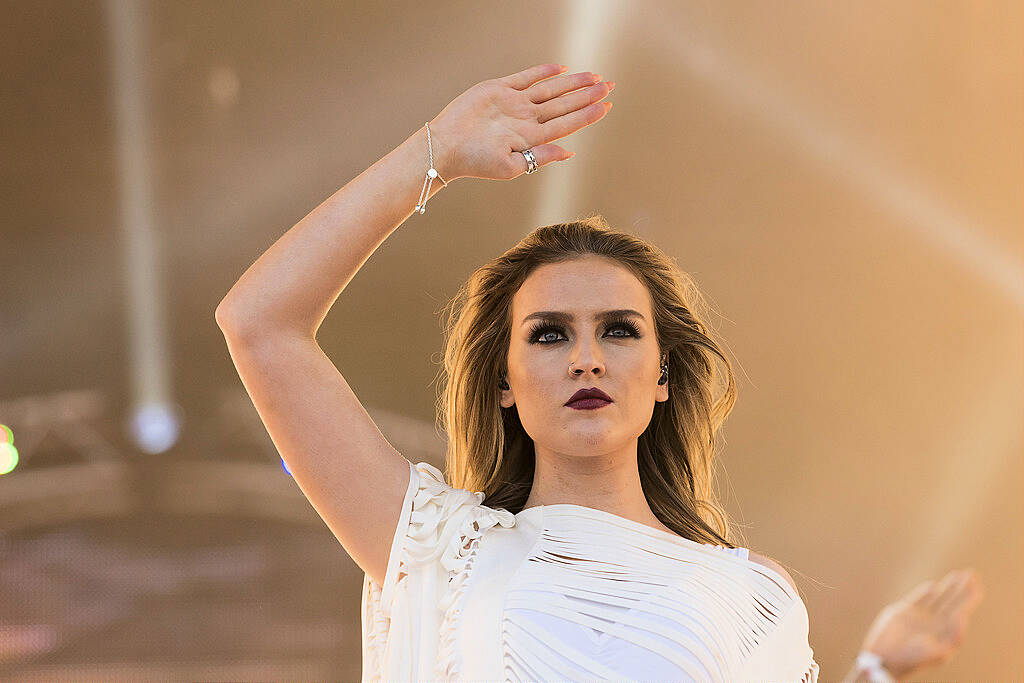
top-left (565, 387), bottom-right (613, 406)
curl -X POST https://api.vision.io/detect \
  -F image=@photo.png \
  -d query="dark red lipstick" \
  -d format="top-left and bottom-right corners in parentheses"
top-left (565, 387), bottom-right (613, 409)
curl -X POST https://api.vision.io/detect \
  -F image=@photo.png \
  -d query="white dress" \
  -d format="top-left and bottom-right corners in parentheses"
top-left (361, 459), bottom-right (820, 682)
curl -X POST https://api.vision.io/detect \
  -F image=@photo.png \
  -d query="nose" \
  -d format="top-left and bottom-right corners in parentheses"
top-left (570, 346), bottom-right (605, 377)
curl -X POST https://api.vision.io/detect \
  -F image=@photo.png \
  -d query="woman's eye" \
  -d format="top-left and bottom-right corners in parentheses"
top-left (529, 327), bottom-right (562, 343)
top-left (530, 322), bottom-right (638, 344)
top-left (606, 322), bottom-right (639, 338)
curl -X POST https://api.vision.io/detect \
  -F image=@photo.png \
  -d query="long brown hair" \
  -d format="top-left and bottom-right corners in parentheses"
top-left (433, 214), bottom-right (742, 548)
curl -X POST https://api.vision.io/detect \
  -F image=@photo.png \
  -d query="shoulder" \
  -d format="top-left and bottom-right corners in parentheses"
top-left (746, 550), bottom-right (798, 593)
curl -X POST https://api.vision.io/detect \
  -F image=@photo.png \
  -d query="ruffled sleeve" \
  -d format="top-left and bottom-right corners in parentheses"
top-left (360, 459), bottom-right (516, 683)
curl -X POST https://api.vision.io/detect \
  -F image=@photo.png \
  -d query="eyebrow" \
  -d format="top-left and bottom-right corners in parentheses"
top-left (521, 309), bottom-right (646, 326)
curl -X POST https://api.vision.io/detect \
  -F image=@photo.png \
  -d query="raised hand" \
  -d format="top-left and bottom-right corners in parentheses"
top-left (860, 568), bottom-right (985, 679)
top-left (428, 63), bottom-right (614, 181)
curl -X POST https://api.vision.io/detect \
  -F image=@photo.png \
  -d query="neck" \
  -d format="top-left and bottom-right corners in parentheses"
top-left (524, 447), bottom-right (659, 525)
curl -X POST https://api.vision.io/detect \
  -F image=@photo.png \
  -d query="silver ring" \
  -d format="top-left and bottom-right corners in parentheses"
top-left (521, 149), bottom-right (538, 174)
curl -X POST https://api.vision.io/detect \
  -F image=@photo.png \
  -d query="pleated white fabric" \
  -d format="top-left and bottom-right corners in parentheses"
top-left (361, 459), bottom-right (820, 683)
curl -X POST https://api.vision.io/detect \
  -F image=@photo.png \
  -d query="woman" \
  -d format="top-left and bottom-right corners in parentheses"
top-left (216, 63), bottom-right (818, 681)
top-left (363, 218), bottom-right (820, 682)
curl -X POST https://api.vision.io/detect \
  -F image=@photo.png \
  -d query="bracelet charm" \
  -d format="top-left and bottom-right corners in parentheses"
top-left (415, 122), bottom-right (449, 215)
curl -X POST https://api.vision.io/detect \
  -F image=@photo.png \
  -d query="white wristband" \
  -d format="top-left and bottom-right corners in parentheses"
top-left (856, 651), bottom-right (895, 683)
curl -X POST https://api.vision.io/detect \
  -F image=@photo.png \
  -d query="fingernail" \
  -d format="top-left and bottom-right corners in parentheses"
top-left (607, 81), bottom-right (615, 90)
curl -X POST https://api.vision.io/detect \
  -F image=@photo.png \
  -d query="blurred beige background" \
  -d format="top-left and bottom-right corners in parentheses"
top-left (1, 1), bottom-right (1021, 681)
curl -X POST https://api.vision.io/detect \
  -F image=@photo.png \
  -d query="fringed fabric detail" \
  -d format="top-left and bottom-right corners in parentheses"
top-left (802, 658), bottom-right (821, 683)
top-left (359, 574), bottom-right (390, 681)
top-left (407, 462), bottom-right (516, 682)
top-left (500, 504), bottom-right (815, 683)
top-left (363, 474), bottom-right (818, 683)
top-left (435, 503), bottom-right (516, 681)
top-left (361, 460), bottom-right (514, 683)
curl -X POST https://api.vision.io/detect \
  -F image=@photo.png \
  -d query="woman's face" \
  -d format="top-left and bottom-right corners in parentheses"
top-left (501, 255), bottom-right (669, 455)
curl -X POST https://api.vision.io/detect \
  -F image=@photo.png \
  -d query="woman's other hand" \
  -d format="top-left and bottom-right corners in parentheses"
top-left (860, 568), bottom-right (985, 679)
top-left (429, 63), bottom-right (614, 181)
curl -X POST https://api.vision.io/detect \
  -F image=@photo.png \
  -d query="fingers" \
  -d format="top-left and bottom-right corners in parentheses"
top-left (508, 143), bottom-right (573, 175)
top-left (527, 71), bottom-right (604, 104)
top-left (932, 572), bottom-right (969, 615)
top-left (494, 63), bottom-right (614, 176)
top-left (922, 570), bottom-right (961, 611)
top-left (904, 578), bottom-right (936, 607)
top-left (538, 99), bottom-right (613, 143)
top-left (536, 80), bottom-right (614, 124)
top-left (497, 63), bottom-right (567, 90)
top-left (934, 570), bottom-right (983, 619)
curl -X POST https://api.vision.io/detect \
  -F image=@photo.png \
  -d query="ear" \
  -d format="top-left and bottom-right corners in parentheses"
top-left (655, 354), bottom-right (670, 403)
top-left (500, 383), bottom-right (515, 409)
top-left (656, 380), bottom-right (669, 404)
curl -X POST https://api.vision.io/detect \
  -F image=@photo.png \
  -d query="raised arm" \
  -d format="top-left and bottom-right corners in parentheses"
top-left (213, 63), bottom-right (613, 585)
top-left (215, 62), bottom-right (611, 339)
